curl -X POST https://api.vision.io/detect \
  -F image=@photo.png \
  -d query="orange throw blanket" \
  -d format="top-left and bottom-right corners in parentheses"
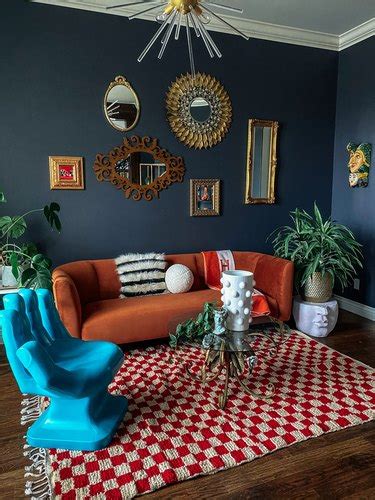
top-left (201, 250), bottom-right (270, 317)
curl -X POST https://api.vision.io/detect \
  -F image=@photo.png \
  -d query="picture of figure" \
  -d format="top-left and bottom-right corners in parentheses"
top-left (197, 184), bottom-right (213, 210)
top-left (347, 142), bottom-right (371, 188)
top-left (190, 179), bottom-right (220, 217)
top-left (59, 165), bottom-right (74, 181)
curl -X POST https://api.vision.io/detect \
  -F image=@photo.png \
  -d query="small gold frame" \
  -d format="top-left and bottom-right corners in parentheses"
top-left (190, 179), bottom-right (220, 216)
top-left (49, 156), bottom-right (84, 190)
top-left (104, 75), bottom-right (140, 132)
top-left (244, 119), bottom-right (279, 205)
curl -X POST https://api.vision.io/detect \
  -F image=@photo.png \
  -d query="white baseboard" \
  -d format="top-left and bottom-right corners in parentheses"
top-left (334, 295), bottom-right (375, 321)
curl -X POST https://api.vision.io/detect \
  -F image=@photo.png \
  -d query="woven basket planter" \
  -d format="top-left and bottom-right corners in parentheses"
top-left (303, 272), bottom-right (333, 303)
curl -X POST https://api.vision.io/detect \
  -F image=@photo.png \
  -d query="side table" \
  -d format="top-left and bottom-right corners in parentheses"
top-left (293, 296), bottom-right (338, 338)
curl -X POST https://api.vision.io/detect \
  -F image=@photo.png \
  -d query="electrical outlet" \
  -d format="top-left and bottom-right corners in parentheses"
top-left (354, 278), bottom-right (360, 290)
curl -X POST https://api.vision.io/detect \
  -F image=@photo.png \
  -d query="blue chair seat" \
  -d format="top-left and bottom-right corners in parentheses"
top-left (48, 338), bottom-right (123, 373)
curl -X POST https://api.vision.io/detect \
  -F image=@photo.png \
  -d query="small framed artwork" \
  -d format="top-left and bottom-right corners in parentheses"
top-left (49, 156), bottom-right (84, 190)
top-left (190, 179), bottom-right (220, 216)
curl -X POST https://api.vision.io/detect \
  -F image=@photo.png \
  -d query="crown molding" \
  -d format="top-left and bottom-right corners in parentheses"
top-left (30, 0), bottom-right (374, 52)
top-left (339, 18), bottom-right (375, 51)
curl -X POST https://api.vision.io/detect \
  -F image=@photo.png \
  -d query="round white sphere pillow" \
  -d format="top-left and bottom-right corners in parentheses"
top-left (165, 264), bottom-right (194, 294)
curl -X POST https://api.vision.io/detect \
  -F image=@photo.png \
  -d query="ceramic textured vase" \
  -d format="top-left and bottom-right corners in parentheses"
top-left (303, 272), bottom-right (333, 303)
top-left (221, 270), bottom-right (253, 332)
top-left (1, 265), bottom-right (17, 287)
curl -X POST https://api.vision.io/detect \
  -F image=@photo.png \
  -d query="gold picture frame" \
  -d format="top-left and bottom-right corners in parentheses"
top-left (190, 179), bottom-right (220, 217)
top-left (49, 156), bottom-right (84, 190)
top-left (244, 119), bottom-right (278, 204)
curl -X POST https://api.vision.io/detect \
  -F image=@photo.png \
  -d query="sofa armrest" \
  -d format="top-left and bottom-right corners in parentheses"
top-left (254, 255), bottom-right (294, 321)
top-left (52, 269), bottom-right (82, 338)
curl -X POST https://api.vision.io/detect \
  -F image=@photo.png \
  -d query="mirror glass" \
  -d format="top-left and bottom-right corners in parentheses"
top-left (104, 76), bottom-right (140, 132)
top-left (251, 126), bottom-right (272, 199)
top-left (245, 119), bottom-right (278, 204)
top-left (115, 152), bottom-right (166, 186)
top-left (189, 97), bottom-right (212, 123)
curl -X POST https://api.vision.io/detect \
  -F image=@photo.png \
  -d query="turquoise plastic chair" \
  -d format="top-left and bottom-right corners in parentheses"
top-left (1, 289), bottom-right (127, 451)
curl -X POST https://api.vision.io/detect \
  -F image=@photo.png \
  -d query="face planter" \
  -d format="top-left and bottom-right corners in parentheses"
top-left (293, 297), bottom-right (339, 337)
top-left (347, 142), bottom-right (372, 188)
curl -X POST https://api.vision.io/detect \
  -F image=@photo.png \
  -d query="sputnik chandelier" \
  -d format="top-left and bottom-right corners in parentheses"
top-left (107, 0), bottom-right (249, 75)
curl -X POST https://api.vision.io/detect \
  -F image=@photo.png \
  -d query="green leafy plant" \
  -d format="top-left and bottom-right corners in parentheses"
top-left (269, 203), bottom-right (363, 291)
top-left (0, 188), bottom-right (61, 289)
top-left (169, 302), bottom-right (217, 348)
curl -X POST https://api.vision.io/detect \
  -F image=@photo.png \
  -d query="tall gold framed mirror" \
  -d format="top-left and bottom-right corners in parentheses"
top-left (244, 119), bottom-right (279, 205)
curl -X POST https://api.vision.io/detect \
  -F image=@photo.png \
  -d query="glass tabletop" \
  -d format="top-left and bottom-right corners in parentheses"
top-left (183, 317), bottom-right (290, 354)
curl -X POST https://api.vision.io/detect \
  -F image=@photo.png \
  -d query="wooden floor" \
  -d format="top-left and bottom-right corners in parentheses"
top-left (0, 310), bottom-right (374, 499)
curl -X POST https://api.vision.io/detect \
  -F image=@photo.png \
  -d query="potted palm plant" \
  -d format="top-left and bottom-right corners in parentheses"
top-left (269, 203), bottom-right (363, 302)
top-left (0, 188), bottom-right (61, 289)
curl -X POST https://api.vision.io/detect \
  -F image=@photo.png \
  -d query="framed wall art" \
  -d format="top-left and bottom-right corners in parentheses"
top-left (190, 179), bottom-right (220, 217)
top-left (49, 156), bottom-right (84, 190)
top-left (347, 142), bottom-right (371, 188)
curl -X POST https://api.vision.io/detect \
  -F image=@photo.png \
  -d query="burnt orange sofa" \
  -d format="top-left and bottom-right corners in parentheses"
top-left (52, 252), bottom-right (294, 345)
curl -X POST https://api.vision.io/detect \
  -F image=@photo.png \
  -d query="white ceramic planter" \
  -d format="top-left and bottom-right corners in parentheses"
top-left (1, 265), bottom-right (17, 287)
top-left (221, 270), bottom-right (253, 331)
top-left (293, 296), bottom-right (338, 337)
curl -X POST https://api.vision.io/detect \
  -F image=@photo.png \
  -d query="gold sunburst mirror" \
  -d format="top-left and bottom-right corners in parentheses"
top-left (166, 73), bottom-right (232, 149)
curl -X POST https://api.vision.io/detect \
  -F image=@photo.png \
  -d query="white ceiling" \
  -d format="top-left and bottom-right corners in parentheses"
top-left (231, 0), bottom-right (375, 35)
top-left (31, 0), bottom-right (375, 50)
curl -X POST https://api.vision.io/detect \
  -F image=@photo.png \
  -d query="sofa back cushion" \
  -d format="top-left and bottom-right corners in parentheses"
top-left (56, 251), bottom-right (272, 305)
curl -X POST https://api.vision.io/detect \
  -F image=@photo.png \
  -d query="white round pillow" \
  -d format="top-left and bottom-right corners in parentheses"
top-left (165, 264), bottom-right (194, 294)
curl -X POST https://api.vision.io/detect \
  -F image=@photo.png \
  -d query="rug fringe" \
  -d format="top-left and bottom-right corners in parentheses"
top-left (21, 395), bottom-right (52, 500)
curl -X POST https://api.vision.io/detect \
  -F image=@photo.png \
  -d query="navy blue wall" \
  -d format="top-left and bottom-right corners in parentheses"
top-left (332, 37), bottom-right (375, 307)
top-left (0, 1), bottom-right (337, 266)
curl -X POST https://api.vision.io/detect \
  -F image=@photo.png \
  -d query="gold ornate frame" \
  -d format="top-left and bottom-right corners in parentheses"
top-left (244, 119), bottom-right (279, 205)
top-left (49, 156), bottom-right (84, 190)
top-left (166, 73), bottom-right (232, 149)
top-left (93, 136), bottom-right (185, 201)
top-left (103, 75), bottom-right (140, 132)
top-left (190, 179), bottom-right (220, 216)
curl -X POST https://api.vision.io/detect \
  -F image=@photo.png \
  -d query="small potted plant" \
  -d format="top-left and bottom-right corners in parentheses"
top-left (269, 203), bottom-right (362, 302)
top-left (0, 188), bottom-right (61, 289)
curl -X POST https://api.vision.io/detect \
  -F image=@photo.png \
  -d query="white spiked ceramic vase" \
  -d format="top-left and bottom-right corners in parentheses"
top-left (221, 270), bottom-right (253, 331)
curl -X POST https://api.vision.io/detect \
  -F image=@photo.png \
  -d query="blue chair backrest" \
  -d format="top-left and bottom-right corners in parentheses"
top-left (36, 289), bottom-right (71, 341)
top-left (5, 290), bottom-right (52, 347)
top-left (0, 308), bottom-right (38, 394)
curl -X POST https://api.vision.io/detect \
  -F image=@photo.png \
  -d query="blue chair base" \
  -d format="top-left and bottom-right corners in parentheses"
top-left (27, 392), bottom-right (128, 451)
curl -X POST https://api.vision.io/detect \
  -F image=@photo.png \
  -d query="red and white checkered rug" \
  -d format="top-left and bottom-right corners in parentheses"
top-left (47, 331), bottom-right (374, 499)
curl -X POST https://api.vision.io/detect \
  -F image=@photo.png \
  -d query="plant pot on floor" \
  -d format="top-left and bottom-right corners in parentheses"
top-left (303, 272), bottom-right (332, 303)
top-left (1, 265), bottom-right (17, 287)
top-left (1, 266), bottom-right (17, 287)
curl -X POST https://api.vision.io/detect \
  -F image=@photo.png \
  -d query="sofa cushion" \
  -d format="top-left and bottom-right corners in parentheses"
top-left (82, 289), bottom-right (220, 344)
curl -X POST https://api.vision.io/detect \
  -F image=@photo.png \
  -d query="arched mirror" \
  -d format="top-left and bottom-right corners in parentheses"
top-left (93, 136), bottom-right (185, 201)
top-left (166, 73), bottom-right (232, 149)
top-left (104, 75), bottom-right (140, 132)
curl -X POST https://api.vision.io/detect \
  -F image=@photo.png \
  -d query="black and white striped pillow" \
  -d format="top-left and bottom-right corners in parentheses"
top-left (115, 253), bottom-right (167, 298)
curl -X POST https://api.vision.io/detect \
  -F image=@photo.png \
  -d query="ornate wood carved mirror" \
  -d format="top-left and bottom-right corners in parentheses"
top-left (93, 136), bottom-right (185, 201)
top-left (244, 119), bottom-right (279, 205)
